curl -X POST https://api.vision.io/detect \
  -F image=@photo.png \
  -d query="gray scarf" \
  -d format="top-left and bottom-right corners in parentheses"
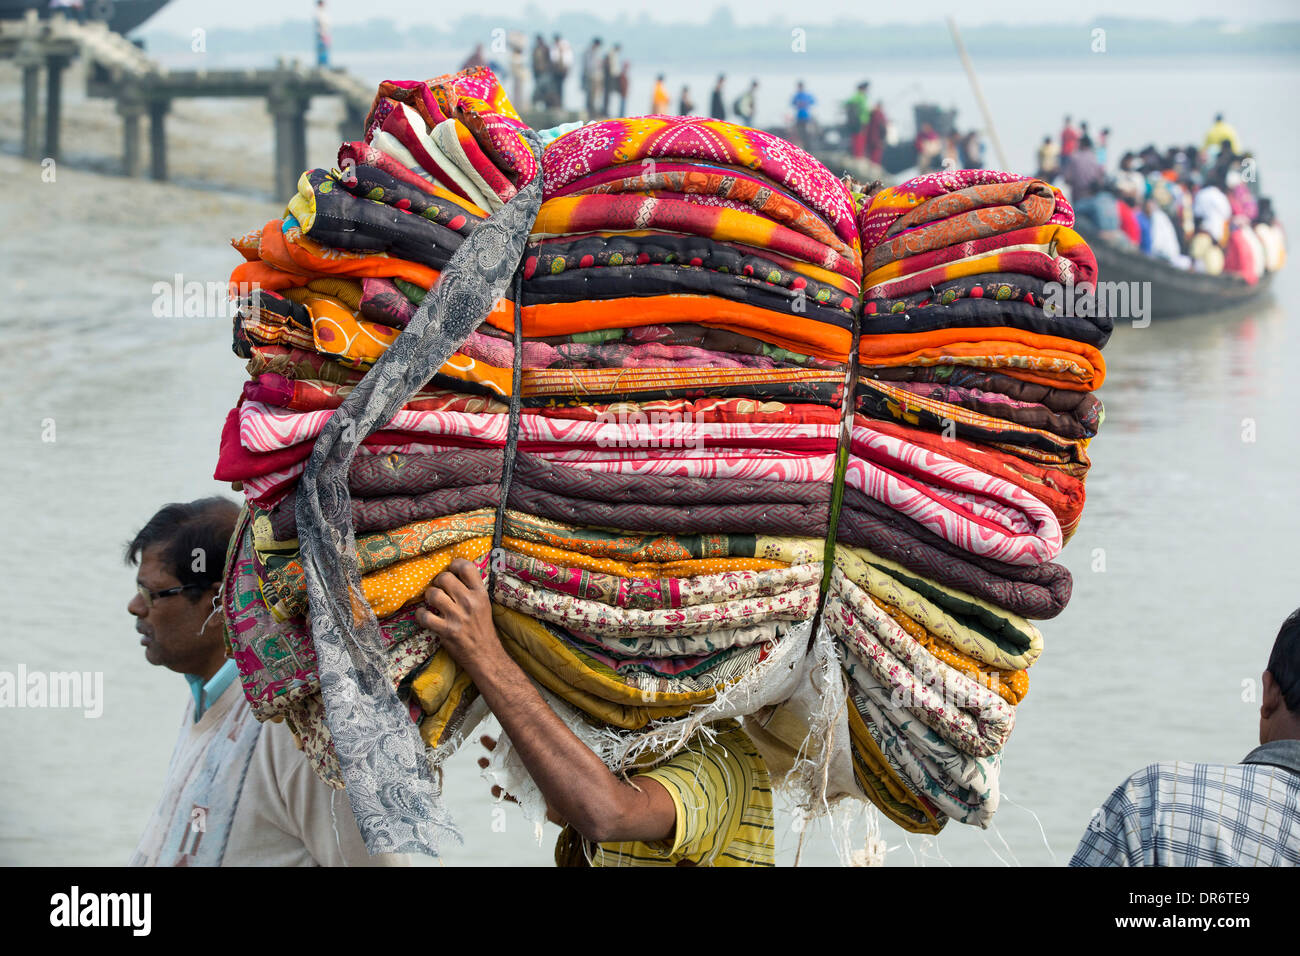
top-left (294, 130), bottom-right (544, 857)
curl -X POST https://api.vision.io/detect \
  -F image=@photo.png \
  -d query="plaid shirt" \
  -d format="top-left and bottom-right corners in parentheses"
top-left (1070, 739), bottom-right (1300, 866)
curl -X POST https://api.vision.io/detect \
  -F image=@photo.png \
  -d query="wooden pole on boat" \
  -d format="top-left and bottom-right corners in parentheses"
top-left (946, 16), bottom-right (1009, 171)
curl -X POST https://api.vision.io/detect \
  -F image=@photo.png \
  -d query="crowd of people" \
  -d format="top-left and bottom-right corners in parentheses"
top-left (647, 73), bottom-right (761, 124)
top-left (455, 41), bottom-right (918, 170)
top-left (460, 34), bottom-right (630, 117)
top-left (1036, 115), bottom-right (1285, 283)
top-left (528, 35), bottom-right (627, 115)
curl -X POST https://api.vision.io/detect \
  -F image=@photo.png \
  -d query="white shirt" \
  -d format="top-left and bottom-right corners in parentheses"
top-left (131, 680), bottom-right (407, 866)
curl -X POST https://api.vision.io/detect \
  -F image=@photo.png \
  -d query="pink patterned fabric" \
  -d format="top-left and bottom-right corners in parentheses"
top-left (859, 170), bottom-right (1075, 252)
top-left (544, 450), bottom-right (836, 483)
top-left (548, 161), bottom-right (854, 257)
top-left (844, 423), bottom-right (1063, 567)
top-left (424, 67), bottom-right (538, 188)
top-left (541, 116), bottom-right (858, 249)
top-left (374, 104), bottom-right (473, 200)
top-left (368, 69), bottom-right (538, 188)
top-left (237, 401), bottom-right (839, 455)
top-left (336, 140), bottom-right (485, 214)
top-left (864, 246), bottom-right (1091, 299)
top-left (239, 447), bottom-right (834, 505)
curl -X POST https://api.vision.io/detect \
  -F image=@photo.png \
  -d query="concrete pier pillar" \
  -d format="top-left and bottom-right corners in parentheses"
top-left (21, 62), bottom-right (41, 161)
top-left (148, 99), bottom-right (170, 181)
top-left (269, 86), bottom-right (308, 199)
top-left (291, 104), bottom-right (308, 182)
top-left (117, 93), bottom-right (146, 177)
top-left (340, 104), bottom-right (367, 149)
top-left (44, 57), bottom-right (67, 161)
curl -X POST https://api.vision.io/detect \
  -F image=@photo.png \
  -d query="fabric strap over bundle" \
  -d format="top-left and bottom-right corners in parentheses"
top-left (294, 130), bottom-right (545, 857)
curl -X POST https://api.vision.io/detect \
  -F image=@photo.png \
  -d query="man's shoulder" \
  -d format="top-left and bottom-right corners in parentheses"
top-left (1111, 755), bottom-right (1300, 814)
top-left (1120, 757), bottom-right (1249, 789)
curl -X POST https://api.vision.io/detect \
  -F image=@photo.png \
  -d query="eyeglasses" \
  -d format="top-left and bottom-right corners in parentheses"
top-left (137, 583), bottom-right (202, 609)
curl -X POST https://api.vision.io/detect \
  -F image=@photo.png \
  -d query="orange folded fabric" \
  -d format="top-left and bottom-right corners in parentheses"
top-left (229, 259), bottom-right (309, 294)
top-left (260, 220), bottom-right (442, 289)
top-left (363, 537), bottom-right (494, 617)
top-left (501, 537), bottom-right (789, 578)
top-left (514, 296), bottom-right (853, 364)
top-left (858, 326), bottom-right (1105, 392)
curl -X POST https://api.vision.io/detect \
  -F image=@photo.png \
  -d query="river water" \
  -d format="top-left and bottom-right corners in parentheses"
top-left (0, 53), bottom-right (1297, 866)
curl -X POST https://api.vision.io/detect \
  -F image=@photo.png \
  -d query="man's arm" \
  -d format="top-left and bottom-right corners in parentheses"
top-left (415, 559), bottom-right (677, 845)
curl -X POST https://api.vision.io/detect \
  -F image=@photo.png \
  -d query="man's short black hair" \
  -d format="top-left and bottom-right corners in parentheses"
top-left (1268, 608), bottom-right (1300, 712)
top-left (125, 498), bottom-right (240, 602)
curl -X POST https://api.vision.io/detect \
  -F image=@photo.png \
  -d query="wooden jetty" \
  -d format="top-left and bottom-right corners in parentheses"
top-left (0, 10), bottom-right (374, 197)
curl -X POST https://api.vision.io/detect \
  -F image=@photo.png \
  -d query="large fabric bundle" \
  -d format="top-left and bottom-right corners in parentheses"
top-left (216, 83), bottom-right (862, 854)
top-left (828, 170), bottom-right (1108, 833)
top-left (213, 69), bottom-right (1108, 856)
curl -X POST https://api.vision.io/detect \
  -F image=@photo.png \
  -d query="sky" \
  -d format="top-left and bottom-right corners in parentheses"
top-left (143, 0), bottom-right (1300, 32)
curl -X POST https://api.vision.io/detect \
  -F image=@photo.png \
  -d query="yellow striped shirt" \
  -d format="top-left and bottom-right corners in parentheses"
top-left (592, 721), bottom-right (775, 867)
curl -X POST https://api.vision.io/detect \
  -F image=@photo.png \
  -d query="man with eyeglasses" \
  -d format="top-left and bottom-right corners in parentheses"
top-left (126, 497), bottom-right (405, 867)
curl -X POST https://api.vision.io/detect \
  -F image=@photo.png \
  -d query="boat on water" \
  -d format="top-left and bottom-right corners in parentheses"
top-left (1079, 226), bottom-right (1277, 319)
top-left (0, 0), bottom-right (170, 36)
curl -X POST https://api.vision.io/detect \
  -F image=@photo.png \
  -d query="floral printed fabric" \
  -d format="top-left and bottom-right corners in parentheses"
top-left (863, 180), bottom-right (1064, 275)
top-left (848, 681), bottom-right (1001, 828)
top-left (494, 572), bottom-right (820, 640)
top-left (542, 117), bottom-right (859, 251)
top-left (828, 566), bottom-right (1015, 758)
top-left (862, 224), bottom-right (1098, 296)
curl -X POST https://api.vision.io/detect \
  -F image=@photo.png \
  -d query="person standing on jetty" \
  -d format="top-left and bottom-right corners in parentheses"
top-left (844, 81), bottom-right (870, 159)
top-left (678, 83), bottom-right (696, 116)
top-left (418, 560), bottom-right (776, 866)
top-left (1071, 608), bottom-right (1300, 866)
top-left (710, 74), bottom-right (728, 121)
top-left (582, 37), bottom-right (605, 118)
top-left (550, 34), bottom-right (574, 109)
top-left (733, 79), bottom-right (758, 127)
top-left (313, 0), bottom-right (331, 68)
top-left (791, 81), bottom-right (816, 148)
top-left (651, 74), bottom-right (670, 115)
top-left (126, 498), bottom-right (405, 867)
top-left (602, 43), bottom-right (622, 117)
top-left (531, 33), bottom-right (552, 108)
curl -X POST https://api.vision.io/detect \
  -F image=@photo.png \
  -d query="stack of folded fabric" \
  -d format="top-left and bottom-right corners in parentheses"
top-left (827, 169), bottom-right (1108, 834)
top-left (218, 67), bottom-right (538, 785)
top-left (489, 115), bottom-right (861, 742)
top-left (217, 88), bottom-right (864, 793)
top-left (214, 68), bottom-right (1111, 853)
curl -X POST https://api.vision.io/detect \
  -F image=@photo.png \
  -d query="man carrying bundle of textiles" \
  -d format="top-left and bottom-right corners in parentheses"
top-left (418, 560), bottom-right (777, 867)
top-left (125, 497), bottom-right (406, 867)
